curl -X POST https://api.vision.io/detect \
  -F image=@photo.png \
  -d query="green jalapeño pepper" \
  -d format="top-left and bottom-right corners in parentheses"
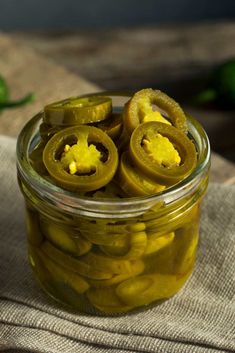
top-left (44, 96), bottom-right (112, 126)
top-left (123, 88), bottom-right (188, 135)
top-left (192, 59), bottom-right (235, 108)
top-left (129, 121), bottom-right (197, 186)
top-left (0, 75), bottom-right (9, 104)
top-left (118, 151), bottom-right (166, 196)
top-left (92, 112), bottom-right (123, 140)
top-left (43, 125), bottom-right (118, 192)
top-left (0, 75), bottom-right (34, 111)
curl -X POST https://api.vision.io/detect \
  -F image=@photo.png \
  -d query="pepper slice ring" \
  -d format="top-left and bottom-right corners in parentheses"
top-left (44, 95), bottom-right (112, 126)
top-left (43, 125), bottom-right (118, 192)
top-left (91, 112), bottom-right (123, 140)
top-left (118, 151), bottom-right (166, 196)
top-left (129, 121), bottom-right (197, 185)
top-left (123, 88), bottom-right (188, 135)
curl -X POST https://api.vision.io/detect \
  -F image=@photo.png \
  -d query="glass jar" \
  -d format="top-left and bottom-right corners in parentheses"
top-left (16, 94), bottom-right (210, 315)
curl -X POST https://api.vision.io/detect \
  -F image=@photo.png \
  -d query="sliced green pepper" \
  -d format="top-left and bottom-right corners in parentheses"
top-left (101, 231), bottom-right (147, 259)
top-left (39, 248), bottom-right (90, 294)
top-left (116, 273), bottom-right (187, 307)
top-left (80, 228), bottom-right (127, 246)
top-left (123, 88), bottom-right (188, 135)
top-left (78, 219), bottom-right (129, 238)
top-left (41, 241), bottom-right (112, 280)
top-left (144, 232), bottom-right (175, 255)
top-left (29, 140), bottom-right (49, 176)
top-left (29, 245), bottom-right (52, 286)
top-left (91, 112), bottom-right (123, 140)
top-left (173, 225), bottom-right (199, 275)
top-left (40, 219), bottom-right (91, 256)
top-left (86, 287), bottom-right (133, 313)
top-left (25, 208), bottom-right (44, 246)
top-left (118, 151), bottom-right (166, 196)
top-left (44, 96), bottom-right (112, 126)
top-left (88, 260), bottom-right (144, 287)
top-left (43, 125), bottom-right (118, 192)
top-left (100, 235), bottom-right (129, 256)
top-left (84, 252), bottom-right (133, 274)
top-left (129, 122), bottom-right (197, 185)
top-left (89, 181), bottom-right (126, 199)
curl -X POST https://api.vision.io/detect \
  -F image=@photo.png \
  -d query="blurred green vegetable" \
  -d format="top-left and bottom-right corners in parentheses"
top-left (0, 75), bottom-right (35, 112)
top-left (0, 76), bottom-right (9, 103)
top-left (193, 59), bottom-right (235, 108)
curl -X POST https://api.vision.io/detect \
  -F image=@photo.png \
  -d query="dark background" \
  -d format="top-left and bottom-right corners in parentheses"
top-left (1, 0), bottom-right (235, 30)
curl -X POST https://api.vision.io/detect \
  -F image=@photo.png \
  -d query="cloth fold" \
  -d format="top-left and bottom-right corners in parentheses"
top-left (0, 135), bottom-right (234, 353)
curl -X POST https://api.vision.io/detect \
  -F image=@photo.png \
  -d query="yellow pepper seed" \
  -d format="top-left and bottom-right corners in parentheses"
top-left (61, 133), bottom-right (101, 174)
top-left (64, 144), bottom-right (70, 152)
top-left (69, 161), bottom-right (77, 175)
top-left (138, 97), bottom-right (171, 125)
top-left (143, 132), bottom-right (181, 167)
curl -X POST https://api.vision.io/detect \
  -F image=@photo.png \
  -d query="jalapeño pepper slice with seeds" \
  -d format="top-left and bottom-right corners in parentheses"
top-left (118, 151), bottom-right (166, 196)
top-left (129, 121), bottom-right (197, 186)
top-left (44, 96), bottom-right (112, 126)
top-left (43, 125), bottom-right (118, 192)
top-left (123, 88), bottom-right (188, 135)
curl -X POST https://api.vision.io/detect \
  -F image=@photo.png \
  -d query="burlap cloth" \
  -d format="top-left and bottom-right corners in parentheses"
top-left (0, 135), bottom-right (234, 353)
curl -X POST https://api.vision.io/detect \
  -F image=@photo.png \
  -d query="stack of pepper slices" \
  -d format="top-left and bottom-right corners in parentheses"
top-left (32, 89), bottom-right (197, 197)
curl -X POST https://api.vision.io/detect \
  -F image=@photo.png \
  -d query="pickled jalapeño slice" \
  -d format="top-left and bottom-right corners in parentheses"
top-left (130, 122), bottom-right (197, 185)
top-left (43, 125), bottom-right (118, 192)
top-left (44, 95), bottom-right (112, 125)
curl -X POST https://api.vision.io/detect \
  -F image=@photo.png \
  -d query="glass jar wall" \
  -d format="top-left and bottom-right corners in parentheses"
top-left (17, 97), bottom-right (210, 315)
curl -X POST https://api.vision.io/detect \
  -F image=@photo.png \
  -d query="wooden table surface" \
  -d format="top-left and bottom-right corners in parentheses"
top-left (0, 24), bottom-right (234, 185)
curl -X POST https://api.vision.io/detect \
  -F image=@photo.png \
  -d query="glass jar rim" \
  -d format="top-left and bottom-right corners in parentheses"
top-left (17, 99), bottom-right (210, 217)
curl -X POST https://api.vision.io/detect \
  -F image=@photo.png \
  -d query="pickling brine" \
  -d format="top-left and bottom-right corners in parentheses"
top-left (17, 90), bottom-right (210, 315)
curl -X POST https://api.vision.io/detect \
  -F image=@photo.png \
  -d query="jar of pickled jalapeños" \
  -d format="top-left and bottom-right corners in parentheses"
top-left (16, 90), bottom-right (210, 315)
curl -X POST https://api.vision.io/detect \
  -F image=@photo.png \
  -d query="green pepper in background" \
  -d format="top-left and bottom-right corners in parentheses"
top-left (0, 74), bottom-right (35, 112)
top-left (193, 59), bottom-right (235, 108)
top-left (0, 75), bottom-right (9, 103)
